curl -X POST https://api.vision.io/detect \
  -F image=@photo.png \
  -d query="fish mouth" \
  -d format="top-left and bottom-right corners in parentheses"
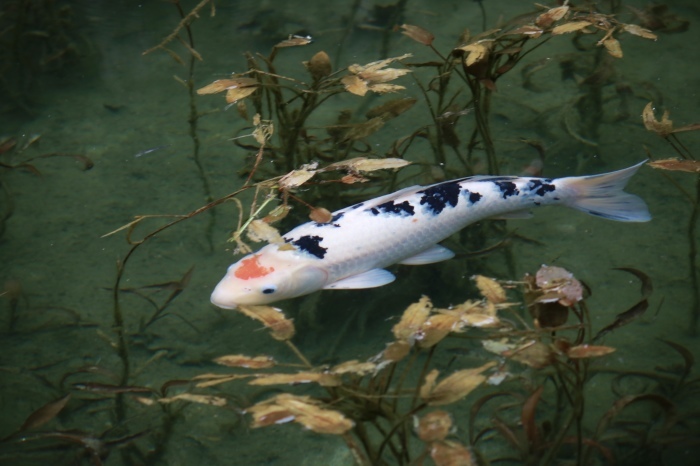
top-left (210, 285), bottom-right (238, 310)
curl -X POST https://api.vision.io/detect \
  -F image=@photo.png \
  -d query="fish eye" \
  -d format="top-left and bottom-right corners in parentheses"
top-left (261, 285), bottom-right (277, 295)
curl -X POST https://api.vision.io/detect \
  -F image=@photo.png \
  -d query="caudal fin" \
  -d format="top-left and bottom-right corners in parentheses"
top-left (562, 161), bottom-right (651, 222)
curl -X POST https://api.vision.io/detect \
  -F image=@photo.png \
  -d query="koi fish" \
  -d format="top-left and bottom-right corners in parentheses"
top-left (211, 161), bottom-right (650, 309)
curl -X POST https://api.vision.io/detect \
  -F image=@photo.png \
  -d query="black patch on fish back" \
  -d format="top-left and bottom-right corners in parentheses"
top-left (351, 202), bottom-right (364, 209)
top-left (418, 181), bottom-right (461, 214)
top-left (494, 180), bottom-right (519, 199)
top-left (286, 235), bottom-right (327, 259)
top-left (369, 200), bottom-right (415, 217)
top-left (464, 189), bottom-right (482, 204)
top-left (527, 179), bottom-right (556, 196)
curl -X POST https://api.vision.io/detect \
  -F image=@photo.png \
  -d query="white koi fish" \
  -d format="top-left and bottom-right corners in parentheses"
top-left (211, 161), bottom-right (650, 309)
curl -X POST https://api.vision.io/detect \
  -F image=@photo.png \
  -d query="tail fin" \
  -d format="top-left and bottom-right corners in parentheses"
top-left (562, 161), bottom-right (651, 222)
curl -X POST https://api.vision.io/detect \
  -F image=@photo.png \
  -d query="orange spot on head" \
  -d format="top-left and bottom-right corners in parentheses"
top-left (234, 255), bottom-right (275, 280)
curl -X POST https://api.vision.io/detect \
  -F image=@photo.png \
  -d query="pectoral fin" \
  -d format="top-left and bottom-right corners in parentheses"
top-left (399, 245), bottom-right (455, 265)
top-left (324, 269), bottom-right (396, 290)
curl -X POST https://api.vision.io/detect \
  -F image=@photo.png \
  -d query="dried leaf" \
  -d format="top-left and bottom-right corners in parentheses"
top-left (214, 354), bottom-right (276, 369)
top-left (647, 158), bottom-right (700, 173)
top-left (366, 83), bottom-right (407, 94)
top-left (197, 77), bottom-right (258, 95)
top-left (417, 410), bottom-right (452, 442)
top-left (250, 372), bottom-right (341, 387)
top-left (262, 205), bottom-right (292, 224)
top-left (341, 75), bottom-right (368, 96)
top-left (18, 394), bottom-right (71, 432)
top-left (237, 305), bottom-right (295, 340)
top-left (274, 35), bottom-right (313, 48)
top-left (343, 157), bottom-right (412, 173)
top-left (383, 340), bottom-right (411, 362)
top-left (393, 295), bottom-right (432, 341)
top-left (331, 360), bottom-right (377, 375)
top-left (419, 314), bottom-right (462, 348)
top-left (507, 25), bottom-right (544, 38)
top-left (642, 102), bottom-right (674, 137)
top-left (340, 174), bottom-right (369, 184)
top-left (158, 393), bottom-right (227, 407)
top-left (279, 168), bottom-right (317, 190)
top-left (567, 344), bottom-right (616, 359)
top-left (504, 340), bottom-right (554, 368)
top-left (248, 394), bottom-right (354, 434)
top-left (400, 24), bottom-right (435, 46)
top-left (247, 220), bottom-right (283, 244)
top-left (348, 54), bottom-right (412, 74)
top-left (430, 440), bottom-right (477, 466)
top-left (552, 21), bottom-right (592, 35)
top-left (534, 265), bottom-right (583, 306)
top-left (602, 37), bottom-right (623, 58)
top-left (305, 50), bottom-right (332, 80)
top-left (226, 85), bottom-right (258, 104)
top-left (535, 5), bottom-right (569, 28)
top-left (473, 275), bottom-right (507, 304)
top-left (193, 374), bottom-right (252, 388)
top-left (621, 23), bottom-right (658, 40)
top-left (309, 207), bottom-right (332, 223)
top-left (365, 97), bottom-right (417, 120)
top-left (422, 362), bottom-right (496, 406)
top-left (457, 42), bottom-right (491, 66)
top-left (342, 118), bottom-right (385, 141)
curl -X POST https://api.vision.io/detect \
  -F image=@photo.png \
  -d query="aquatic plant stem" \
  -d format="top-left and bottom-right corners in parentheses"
top-left (284, 340), bottom-right (313, 368)
top-left (174, 0), bottom-right (215, 252)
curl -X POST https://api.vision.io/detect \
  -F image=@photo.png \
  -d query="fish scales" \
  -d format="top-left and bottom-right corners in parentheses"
top-left (211, 162), bottom-right (650, 308)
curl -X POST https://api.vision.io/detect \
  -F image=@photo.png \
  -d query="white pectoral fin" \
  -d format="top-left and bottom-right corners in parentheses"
top-left (324, 269), bottom-right (396, 290)
top-left (398, 245), bottom-right (455, 265)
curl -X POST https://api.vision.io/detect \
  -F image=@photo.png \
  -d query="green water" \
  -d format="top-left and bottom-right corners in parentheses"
top-left (1, 0), bottom-right (699, 464)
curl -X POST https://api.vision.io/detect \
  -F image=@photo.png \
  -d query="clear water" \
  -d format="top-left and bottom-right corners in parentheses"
top-left (1, 0), bottom-right (699, 464)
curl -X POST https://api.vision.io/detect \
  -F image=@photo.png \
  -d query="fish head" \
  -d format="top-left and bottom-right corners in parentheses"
top-left (210, 248), bottom-right (328, 309)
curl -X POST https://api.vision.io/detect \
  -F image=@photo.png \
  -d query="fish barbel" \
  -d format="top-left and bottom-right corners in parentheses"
top-left (211, 161), bottom-right (650, 309)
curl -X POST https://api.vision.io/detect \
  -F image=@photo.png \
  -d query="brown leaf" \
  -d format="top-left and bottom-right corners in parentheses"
top-left (400, 24), bottom-right (435, 46)
top-left (507, 25), bottom-right (544, 38)
top-left (365, 97), bottom-right (417, 120)
top-left (552, 21), bottom-right (592, 35)
top-left (274, 35), bottom-right (313, 48)
top-left (567, 344), bottom-right (616, 359)
top-left (535, 5), bottom-right (570, 28)
top-left (18, 394), bottom-right (71, 432)
top-left (341, 75), bottom-right (369, 96)
top-left (158, 393), bottom-right (227, 407)
top-left (197, 77), bottom-right (258, 95)
top-left (366, 83), bottom-right (407, 94)
top-left (417, 410), bottom-right (452, 442)
top-left (305, 51), bottom-right (332, 80)
top-left (250, 372), bottom-right (341, 387)
top-left (331, 360), bottom-right (377, 376)
top-left (340, 174), bottom-right (369, 184)
top-left (393, 295), bottom-right (432, 341)
top-left (237, 305), bottom-right (295, 340)
top-left (337, 157), bottom-right (412, 173)
top-left (309, 207), bottom-right (332, 223)
top-left (456, 41), bottom-right (491, 66)
top-left (621, 23), bottom-right (658, 40)
top-left (419, 314), bottom-right (462, 348)
top-left (430, 440), bottom-right (477, 466)
top-left (226, 85), bottom-right (258, 104)
top-left (383, 340), bottom-right (411, 362)
top-left (214, 354), bottom-right (276, 369)
top-left (642, 102), bottom-right (674, 137)
top-left (248, 394), bottom-right (354, 434)
top-left (534, 265), bottom-right (583, 306)
top-left (647, 158), bottom-right (700, 173)
top-left (504, 340), bottom-right (554, 369)
top-left (422, 362), bottom-right (496, 406)
top-left (341, 118), bottom-right (385, 141)
top-left (473, 275), bottom-right (507, 304)
top-left (279, 167), bottom-right (317, 190)
top-left (602, 37), bottom-right (623, 58)
top-left (246, 220), bottom-right (283, 244)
